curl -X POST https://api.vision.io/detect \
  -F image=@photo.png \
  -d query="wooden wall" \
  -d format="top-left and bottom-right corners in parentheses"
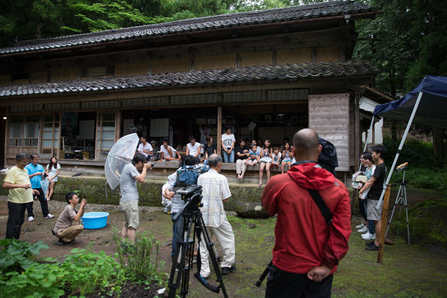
top-left (308, 93), bottom-right (350, 172)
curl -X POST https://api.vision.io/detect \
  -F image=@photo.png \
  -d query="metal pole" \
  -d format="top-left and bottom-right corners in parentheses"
top-left (377, 92), bottom-right (424, 206)
top-left (360, 115), bottom-right (375, 169)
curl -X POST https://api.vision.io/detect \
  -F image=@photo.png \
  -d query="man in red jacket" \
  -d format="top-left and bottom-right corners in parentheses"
top-left (261, 128), bottom-right (351, 297)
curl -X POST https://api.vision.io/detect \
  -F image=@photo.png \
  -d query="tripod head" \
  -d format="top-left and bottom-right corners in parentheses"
top-left (172, 185), bottom-right (203, 222)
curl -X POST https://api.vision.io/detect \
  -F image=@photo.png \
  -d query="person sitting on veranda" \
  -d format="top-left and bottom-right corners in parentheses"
top-left (52, 192), bottom-right (87, 246)
top-left (160, 138), bottom-right (180, 161)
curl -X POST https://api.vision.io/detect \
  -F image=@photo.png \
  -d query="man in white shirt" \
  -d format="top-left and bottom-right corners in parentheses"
top-left (137, 136), bottom-right (153, 160)
top-left (186, 136), bottom-right (201, 163)
top-left (197, 154), bottom-right (236, 278)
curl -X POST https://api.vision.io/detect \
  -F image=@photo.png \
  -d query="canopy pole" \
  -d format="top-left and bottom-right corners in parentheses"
top-left (376, 91), bottom-right (423, 263)
top-left (360, 115), bottom-right (375, 168)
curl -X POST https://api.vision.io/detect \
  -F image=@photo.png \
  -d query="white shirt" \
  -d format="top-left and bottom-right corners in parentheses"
top-left (198, 169), bottom-right (231, 228)
top-left (137, 142), bottom-right (153, 157)
top-left (161, 145), bottom-right (176, 159)
top-left (187, 142), bottom-right (201, 156)
top-left (221, 133), bottom-right (235, 150)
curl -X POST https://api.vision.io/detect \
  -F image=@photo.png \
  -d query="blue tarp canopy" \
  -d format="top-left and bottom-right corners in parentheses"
top-left (373, 76), bottom-right (447, 129)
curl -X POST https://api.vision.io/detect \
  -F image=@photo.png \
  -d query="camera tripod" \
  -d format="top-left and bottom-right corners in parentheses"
top-left (168, 197), bottom-right (228, 297)
top-left (385, 165), bottom-right (410, 245)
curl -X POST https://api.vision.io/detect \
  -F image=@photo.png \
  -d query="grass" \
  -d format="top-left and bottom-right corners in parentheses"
top-left (155, 213), bottom-right (447, 297)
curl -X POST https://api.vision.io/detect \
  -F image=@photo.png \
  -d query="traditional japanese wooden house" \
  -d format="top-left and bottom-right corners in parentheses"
top-left (0, 1), bottom-right (386, 177)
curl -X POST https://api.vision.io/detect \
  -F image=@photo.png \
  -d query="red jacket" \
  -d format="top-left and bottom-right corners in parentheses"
top-left (261, 163), bottom-right (351, 274)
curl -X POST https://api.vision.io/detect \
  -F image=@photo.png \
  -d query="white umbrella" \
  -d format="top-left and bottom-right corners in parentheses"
top-left (105, 133), bottom-right (139, 190)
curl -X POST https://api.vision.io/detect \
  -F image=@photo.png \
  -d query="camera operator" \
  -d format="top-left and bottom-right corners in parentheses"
top-left (119, 153), bottom-right (152, 245)
top-left (197, 154), bottom-right (236, 278)
top-left (261, 129), bottom-right (351, 297)
top-left (162, 155), bottom-right (198, 260)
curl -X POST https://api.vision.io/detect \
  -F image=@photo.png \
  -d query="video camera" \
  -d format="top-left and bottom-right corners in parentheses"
top-left (172, 185), bottom-right (203, 222)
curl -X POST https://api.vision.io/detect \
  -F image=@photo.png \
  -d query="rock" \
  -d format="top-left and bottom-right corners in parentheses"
top-left (235, 201), bottom-right (269, 219)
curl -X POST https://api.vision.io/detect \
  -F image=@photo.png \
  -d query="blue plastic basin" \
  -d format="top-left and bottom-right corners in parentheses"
top-left (82, 212), bottom-right (109, 229)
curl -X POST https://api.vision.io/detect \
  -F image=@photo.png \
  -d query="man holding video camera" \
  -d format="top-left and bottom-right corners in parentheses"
top-left (119, 153), bottom-right (152, 244)
top-left (261, 129), bottom-right (351, 297)
top-left (198, 154), bottom-right (236, 278)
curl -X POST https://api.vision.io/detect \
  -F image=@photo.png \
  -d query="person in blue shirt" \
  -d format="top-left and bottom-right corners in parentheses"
top-left (25, 154), bottom-right (54, 221)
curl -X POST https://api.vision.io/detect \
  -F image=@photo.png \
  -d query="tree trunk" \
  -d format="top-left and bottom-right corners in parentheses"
top-left (433, 128), bottom-right (447, 165)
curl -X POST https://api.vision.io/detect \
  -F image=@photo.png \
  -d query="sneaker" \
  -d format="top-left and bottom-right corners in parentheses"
top-left (362, 232), bottom-right (376, 240)
top-left (51, 229), bottom-right (56, 236)
top-left (365, 244), bottom-right (379, 251)
top-left (355, 223), bottom-right (366, 229)
top-left (28, 216), bottom-right (34, 222)
top-left (221, 265), bottom-right (236, 275)
top-left (45, 214), bottom-right (54, 219)
top-left (357, 226), bottom-right (368, 233)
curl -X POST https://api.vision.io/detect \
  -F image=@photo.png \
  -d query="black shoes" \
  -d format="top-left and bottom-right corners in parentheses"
top-left (221, 265), bottom-right (236, 275)
top-left (365, 241), bottom-right (375, 246)
top-left (365, 243), bottom-right (379, 251)
top-left (57, 238), bottom-right (74, 246)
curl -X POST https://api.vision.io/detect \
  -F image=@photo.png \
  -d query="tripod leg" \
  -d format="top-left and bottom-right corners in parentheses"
top-left (168, 215), bottom-right (193, 298)
top-left (403, 185), bottom-right (411, 245)
top-left (196, 214), bottom-right (229, 298)
top-left (385, 184), bottom-right (403, 238)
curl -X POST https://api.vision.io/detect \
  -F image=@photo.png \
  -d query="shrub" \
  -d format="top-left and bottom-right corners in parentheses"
top-left (114, 230), bottom-right (167, 285)
top-left (0, 239), bottom-right (48, 276)
top-left (0, 240), bottom-right (125, 297)
top-left (408, 198), bottom-right (447, 250)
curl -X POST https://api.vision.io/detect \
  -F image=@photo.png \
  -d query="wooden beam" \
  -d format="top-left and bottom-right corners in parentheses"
top-left (217, 106), bottom-right (222, 156)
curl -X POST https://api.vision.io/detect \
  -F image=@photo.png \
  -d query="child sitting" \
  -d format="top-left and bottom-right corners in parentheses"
top-left (271, 147), bottom-right (282, 169)
top-left (281, 142), bottom-right (293, 174)
top-left (245, 144), bottom-right (260, 167)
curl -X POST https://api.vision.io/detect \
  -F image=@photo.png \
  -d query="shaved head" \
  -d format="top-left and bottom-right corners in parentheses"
top-left (292, 128), bottom-right (321, 162)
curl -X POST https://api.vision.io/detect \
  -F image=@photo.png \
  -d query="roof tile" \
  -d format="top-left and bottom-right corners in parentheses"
top-left (0, 1), bottom-right (377, 56)
top-left (0, 61), bottom-right (377, 98)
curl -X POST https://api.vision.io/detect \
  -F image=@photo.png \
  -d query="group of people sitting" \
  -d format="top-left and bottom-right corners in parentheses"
top-left (137, 126), bottom-right (297, 187)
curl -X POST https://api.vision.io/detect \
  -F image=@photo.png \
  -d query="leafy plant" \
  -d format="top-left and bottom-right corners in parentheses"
top-left (61, 246), bottom-right (126, 296)
top-left (0, 240), bottom-right (125, 297)
top-left (113, 229), bottom-right (167, 285)
top-left (0, 239), bottom-right (48, 276)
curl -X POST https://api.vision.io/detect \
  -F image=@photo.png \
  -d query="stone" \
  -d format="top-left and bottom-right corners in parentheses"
top-left (234, 201), bottom-right (269, 219)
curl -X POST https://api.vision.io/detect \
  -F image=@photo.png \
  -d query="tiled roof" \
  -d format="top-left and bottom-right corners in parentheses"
top-left (0, 61), bottom-right (378, 97)
top-left (0, 1), bottom-right (377, 55)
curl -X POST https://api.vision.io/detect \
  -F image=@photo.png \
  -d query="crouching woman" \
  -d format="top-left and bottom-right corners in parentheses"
top-left (52, 192), bottom-right (87, 246)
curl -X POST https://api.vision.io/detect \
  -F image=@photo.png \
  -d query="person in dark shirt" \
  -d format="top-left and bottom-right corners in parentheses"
top-left (359, 145), bottom-right (387, 251)
top-left (204, 136), bottom-right (217, 161)
top-left (235, 139), bottom-right (249, 179)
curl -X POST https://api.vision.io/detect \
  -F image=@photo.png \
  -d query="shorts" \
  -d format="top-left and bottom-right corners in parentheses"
top-left (120, 199), bottom-right (139, 229)
top-left (367, 199), bottom-right (382, 221)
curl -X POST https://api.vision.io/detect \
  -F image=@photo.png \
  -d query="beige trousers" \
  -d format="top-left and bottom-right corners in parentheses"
top-left (236, 159), bottom-right (246, 174)
top-left (56, 225), bottom-right (84, 242)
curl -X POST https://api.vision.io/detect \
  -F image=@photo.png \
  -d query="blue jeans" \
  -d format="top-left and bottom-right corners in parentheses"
top-left (171, 212), bottom-right (183, 258)
top-left (363, 200), bottom-right (375, 235)
top-left (223, 150), bottom-right (235, 163)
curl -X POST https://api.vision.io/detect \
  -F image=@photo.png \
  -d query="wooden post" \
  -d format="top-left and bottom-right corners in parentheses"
top-left (377, 184), bottom-right (392, 264)
top-left (217, 106), bottom-right (222, 155)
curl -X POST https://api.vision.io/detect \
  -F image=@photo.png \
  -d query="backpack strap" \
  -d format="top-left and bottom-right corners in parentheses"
top-left (307, 189), bottom-right (332, 225)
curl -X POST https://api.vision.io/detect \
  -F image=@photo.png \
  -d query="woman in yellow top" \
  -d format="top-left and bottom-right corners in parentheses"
top-left (3, 153), bottom-right (39, 239)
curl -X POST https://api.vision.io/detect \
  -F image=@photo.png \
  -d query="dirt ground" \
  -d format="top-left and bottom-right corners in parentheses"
top-left (1, 189), bottom-right (447, 297)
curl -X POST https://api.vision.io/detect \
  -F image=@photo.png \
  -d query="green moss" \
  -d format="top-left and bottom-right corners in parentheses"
top-left (0, 174), bottom-right (266, 211)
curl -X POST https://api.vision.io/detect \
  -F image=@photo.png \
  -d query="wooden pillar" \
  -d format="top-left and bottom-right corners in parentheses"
top-left (217, 106), bottom-right (222, 155)
top-left (377, 184), bottom-right (392, 264)
top-left (354, 91), bottom-right (360, 170)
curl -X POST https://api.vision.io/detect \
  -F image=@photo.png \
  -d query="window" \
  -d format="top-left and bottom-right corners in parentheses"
top-left (41, 114), bottom-right (60, 154)
top-left (96, 112), bottom-right (116, 158)
top-left (8, 116), bottom-right (39, 147)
